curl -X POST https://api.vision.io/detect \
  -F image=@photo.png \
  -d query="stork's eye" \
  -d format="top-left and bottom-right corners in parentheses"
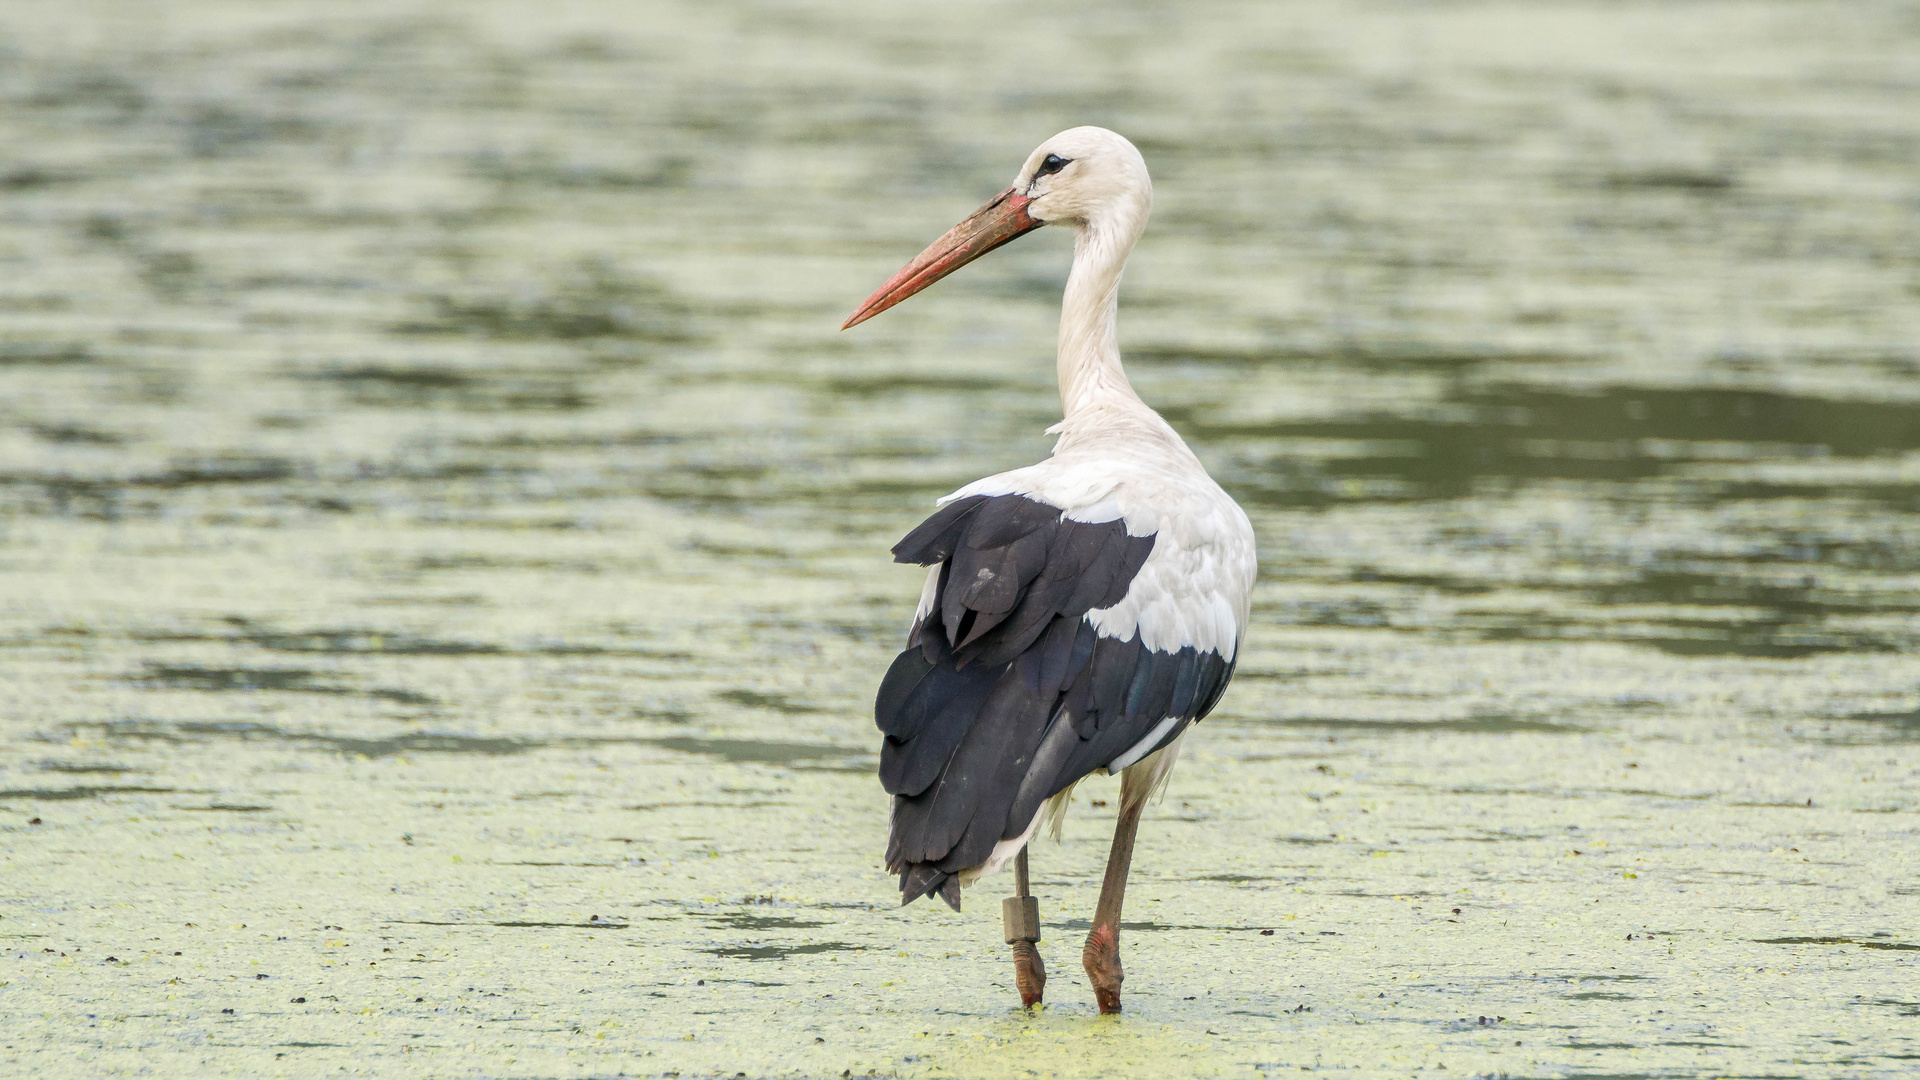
top-left (1036, 154), bottom-right (1071, 177)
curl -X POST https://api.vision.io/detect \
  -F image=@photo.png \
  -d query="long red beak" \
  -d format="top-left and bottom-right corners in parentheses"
top-left (842, 187), bottom-right (1043, 330)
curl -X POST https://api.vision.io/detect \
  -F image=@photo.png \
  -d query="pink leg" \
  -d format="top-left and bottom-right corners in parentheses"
top-left (1083, 796), bottom-right (1143, 1014)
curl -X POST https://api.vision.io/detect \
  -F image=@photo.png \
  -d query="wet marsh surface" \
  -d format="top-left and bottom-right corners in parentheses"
top-left (2, 1), bottom-right (1919, 1076)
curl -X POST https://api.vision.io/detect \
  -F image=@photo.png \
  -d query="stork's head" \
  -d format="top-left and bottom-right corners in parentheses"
top-left (842, 126), bottom-right (1152, 330)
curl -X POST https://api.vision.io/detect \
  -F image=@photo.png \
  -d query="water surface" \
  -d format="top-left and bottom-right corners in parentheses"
top-left (3, 1), bottom-right (1918, 1076)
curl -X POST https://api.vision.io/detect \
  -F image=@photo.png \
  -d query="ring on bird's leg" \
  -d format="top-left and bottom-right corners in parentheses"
top-left (1003, 894), bottom-right (1041, 943)
top-left (1005, 852), bottom-right (1045, 1006)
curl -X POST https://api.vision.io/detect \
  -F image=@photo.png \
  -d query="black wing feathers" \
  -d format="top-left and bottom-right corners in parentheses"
top-left (891, 496), bottom-right (990, 566)
top-left (876, 493), bottom-right (1237, 909)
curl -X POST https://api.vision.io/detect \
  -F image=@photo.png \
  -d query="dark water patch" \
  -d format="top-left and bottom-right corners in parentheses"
top-left (704, 942), bottom-right (859, 961)
top-left (311, 365), bottom-right (474, 390)
top-left (684, 538), bottom-right (792, 559)
top-left (91, 720), bottom-right (530, 758)
top-left (253, 630), bottom-right (502, 656)
top-left (819, 372), bottom-right (1009, 398)
top-left (29, 423), bottom-right (125, 445)
top-left (143, 457), bottom-right (298, 489)
top-left (1755, 936), bottom-right (1919, 951)
top-left (301, 365), bottom-right (592, 412)
top-left (24, 73), bottom-right (148, 113)
top-left (1598, 788), bottom-right (1713, 800)
top-left (1048, 918), bottom-right (1283, 933)
top-left (704, 914), bottom-right (832, 930)
top-left (139, 251), bottom-right (199, 296)
top-left (361, 594), bottom-right (489, 607)
top-left (643, 736), bottom-right (869, 769)
top-left (625, 800), bottom-right (792, 811)
top-left (634, 467), bottom-right (998, 513)
top-left (184, 104), bottom-right (323, 159)
top-left (133, 621), bottom-right (689, 660)
top-left (1468, 611), bottom-right (1910, 659)
top-left (139, 665), bottom-right (332, 692)
top-left (1603, 168), bottom-right (1736, 191)
top-left (80, 719), bottom-right (857, 766)
top-left (1454, 831), bottom-right (1553, 842)
top-left (0, 167), bottom-right (84, 190)
top-left (714, 689), bottom-right (826, 715)
top-left (1257, 716), bottom-right (1584, 735)
top-left (0, 785), bottom-right (180, 801)
top-left (391, 272), bottom-right (695, 346)
top-left (1270, 597), bottom-right (1394, 629)
top-left (174, 804), bottom-right (274, 812)
top-left (1565, 991), bottom-right (1636, 1000)
top-left (134, 664), bottom-right (432, 705)
top-left (130, 626), bottom-right (504, 656)
top-left (1591, 570), bottom-right (1920, 616)
top-left (0, 342), bottom-right (93, 366)
top-left (413, 553), bottom-right (607, 575)
top-left (1129, 343), bottom-right (1577, 373)
top-left (1203, 382), bottom-right (1920, 505)
top-left (1342, 569), bottom-right (1498, 596)
top-left (0, 459), bottom-right (295, 519)
top-left (493, 920), bottom-right (629, 930)
top-left (394, 920), bottom-right (630, 930)
top-left (457, 427), bottom-right (678, 451)
top-left (1836, 709), bottom-right (1920, 742)
top-left (468, 151), bottom-right (694, 192)
top-left (1231, 666), bottom-right (1360, 682)
top-left (37, 762), bottom-right (135, 775)
top-left (1193, 874), bottom-right (1296, 884)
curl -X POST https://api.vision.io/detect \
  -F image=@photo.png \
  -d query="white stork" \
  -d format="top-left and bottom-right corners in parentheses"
top-left (843, 127), bottom-right (1256, 1013)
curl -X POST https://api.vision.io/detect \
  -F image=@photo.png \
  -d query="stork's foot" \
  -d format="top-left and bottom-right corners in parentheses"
top-left (1011, 939), bottom-right (1046, 1007)
top-left (1082, 923), bottom-right (1124, 1013)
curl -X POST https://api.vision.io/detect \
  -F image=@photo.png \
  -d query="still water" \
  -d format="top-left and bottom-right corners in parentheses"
top-left (2, 1), bottom-right (1918, 1076)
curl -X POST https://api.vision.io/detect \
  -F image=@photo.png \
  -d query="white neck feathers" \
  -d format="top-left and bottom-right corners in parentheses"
top-left (1053, 210), bottom-right (1153, 442)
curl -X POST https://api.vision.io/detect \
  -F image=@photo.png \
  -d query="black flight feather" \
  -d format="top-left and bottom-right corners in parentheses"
top-left (892, 496), bottom-right (989, 565)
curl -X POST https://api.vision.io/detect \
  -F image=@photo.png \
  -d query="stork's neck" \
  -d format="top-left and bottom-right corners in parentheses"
top-left (1055, 223), bottom-right (1147, 430)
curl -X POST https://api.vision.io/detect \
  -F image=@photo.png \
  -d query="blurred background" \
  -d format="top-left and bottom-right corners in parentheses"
top-left (2, 1), bottom-right (1917, 1076)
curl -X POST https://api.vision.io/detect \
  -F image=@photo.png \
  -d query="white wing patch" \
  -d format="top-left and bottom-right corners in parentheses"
top-left (936, 449), bottom-right (1256, 661)
top-left (1087, 519), bottom-right (1250, 659)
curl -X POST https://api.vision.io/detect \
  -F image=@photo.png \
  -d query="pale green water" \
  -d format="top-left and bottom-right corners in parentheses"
top-left (2, 1), bottom-right (1919, 1077)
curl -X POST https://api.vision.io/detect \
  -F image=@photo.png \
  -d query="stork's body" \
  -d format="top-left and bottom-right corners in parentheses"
top-left (844, 127), bottom-right (1256, 1013)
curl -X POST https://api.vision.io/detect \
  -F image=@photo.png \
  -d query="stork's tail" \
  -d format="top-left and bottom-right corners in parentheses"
top-left (900, 864), bottom-right (962, 911)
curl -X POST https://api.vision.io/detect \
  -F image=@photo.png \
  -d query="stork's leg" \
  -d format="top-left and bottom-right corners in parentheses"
top-left (1083, 794), bottom-right (1145, 1014)
top-left (1004, 848), bottom-right (1045, 1007)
